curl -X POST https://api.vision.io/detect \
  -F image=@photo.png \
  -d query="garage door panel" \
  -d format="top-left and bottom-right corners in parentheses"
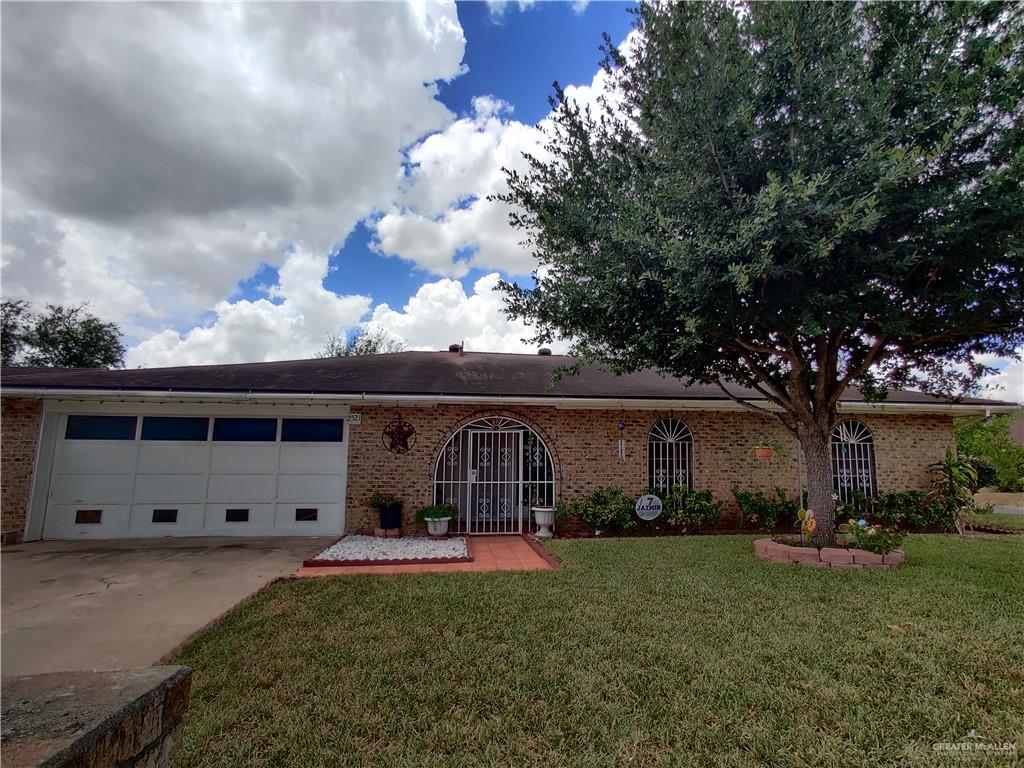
top-left (277, 474), bottom-right (342, 502)
top-left (44, 505), bottom-right (132, 539)
top-left (133, 474), bottom-right (207, 503)
top-left (129, 504), bottom-right (205, 533)
top-left (210, 445), bottom-right (279, 473)
top-left (203, 504), bottom-right (275, 532)
top-left (279, 445), bottom-right (345, 473)
top-left (55, 443), bottom-right (139, 474)
top-left (51, 474), bottom-right (135, 504)
top-left (273, 503), bottom-right (341, 532)
top-left (206, 474), bottom-right (277, 502)
top-left (137, 444), bottom-right (210, 474)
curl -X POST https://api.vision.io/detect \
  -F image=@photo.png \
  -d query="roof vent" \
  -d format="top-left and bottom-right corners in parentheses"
top-left (448, 343), bottom-right (463, 353)
top-left (538, 347), bottom-right (552, 356)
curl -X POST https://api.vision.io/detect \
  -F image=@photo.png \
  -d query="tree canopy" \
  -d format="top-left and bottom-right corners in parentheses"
top-left (1, 301), bottom-right (125, 369)
top-left (316, 327), bottom-right (406, 358)
top-left (498, 1), bottom-right (1024, 541)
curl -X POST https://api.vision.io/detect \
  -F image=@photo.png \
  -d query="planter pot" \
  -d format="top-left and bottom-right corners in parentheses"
top-left (532, 507), bottom-right (555, 539)
top-left (754, 447), bottom-right (775, 460)
top-left (425, 517), bottom-right (451, 537)
top-left (378, 505), bottom-right (402, 530)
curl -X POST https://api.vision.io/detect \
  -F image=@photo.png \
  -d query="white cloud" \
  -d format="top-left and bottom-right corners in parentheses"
top-left (978, 351), bottom-right (1024, 404)
top-left (2, 1), bottom-right (465, 329)
top-left (126, 247), bottom-right (371, 367)
top-left (371, 31), bottom-right (642, 280)
top-left (485, 1), bottom-right (538, 22)
top-left (370, 272), bottom-right (568, 354)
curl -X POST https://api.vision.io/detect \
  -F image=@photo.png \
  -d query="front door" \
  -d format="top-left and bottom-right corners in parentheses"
top-left (466, 429), bottom-right (523, 534)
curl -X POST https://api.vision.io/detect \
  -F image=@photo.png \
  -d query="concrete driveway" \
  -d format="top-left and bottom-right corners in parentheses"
top-left (1, 537), bottom-right (333, 675)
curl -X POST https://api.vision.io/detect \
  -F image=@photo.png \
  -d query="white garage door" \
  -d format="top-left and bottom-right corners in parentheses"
top-left (42, 412), bottom-right (349, 539)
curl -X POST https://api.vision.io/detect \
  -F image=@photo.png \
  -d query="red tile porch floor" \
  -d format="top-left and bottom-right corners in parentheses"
top-left (296, 535), bottom-right (555, 577)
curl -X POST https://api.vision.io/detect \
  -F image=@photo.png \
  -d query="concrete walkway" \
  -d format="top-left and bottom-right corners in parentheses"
top-left (1, 537), bottom-right (332, 676)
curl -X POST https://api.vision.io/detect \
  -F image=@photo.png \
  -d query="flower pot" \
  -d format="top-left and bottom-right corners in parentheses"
top-left (425, 517), bottom-right (451, 537)
top-left (378, 504), bottom-right (402, 530)
top-left (754, 447), bottom-right (774, 460)
top-left (532, 506), bottom-right (555, 539)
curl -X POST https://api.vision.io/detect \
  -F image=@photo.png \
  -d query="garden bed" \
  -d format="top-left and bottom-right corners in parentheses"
top-left (303, 535), bottom-right (472, 567)
top-left (754, 538), bottom-right (904, 569)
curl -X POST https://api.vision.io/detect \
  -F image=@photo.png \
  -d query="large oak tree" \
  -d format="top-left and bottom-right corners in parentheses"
top-left (498, 1), bottom-right (1024, 543)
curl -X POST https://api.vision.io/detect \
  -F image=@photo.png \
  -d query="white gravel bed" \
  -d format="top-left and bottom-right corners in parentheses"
top-left (312, 535), bottom-right (468, 562)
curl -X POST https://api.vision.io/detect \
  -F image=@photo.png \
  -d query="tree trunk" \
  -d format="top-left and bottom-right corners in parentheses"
top-left (798, 418), bottom-right (836, 547)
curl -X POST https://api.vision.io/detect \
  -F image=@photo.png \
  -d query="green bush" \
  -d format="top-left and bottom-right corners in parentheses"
top-left (838, 519), bottom-right (907, 554)
top-left (847, 490), bottom-right (953, 531)
top-left (566, 487), bottom-right (637, 533)
top-left (659, 487), bottom-right (722, 532)
top-left (956, 413), bottom-right (1024, 492)
top-left (732, 487), bottom-right (798, 529)
top-left (416, 503), bottom-right (457, 522)
top-left (369, 492), bottom-right (403, 512)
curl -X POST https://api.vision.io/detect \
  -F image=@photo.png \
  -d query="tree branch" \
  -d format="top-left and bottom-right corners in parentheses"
top-left (715, 378), bottom-right (798, 435)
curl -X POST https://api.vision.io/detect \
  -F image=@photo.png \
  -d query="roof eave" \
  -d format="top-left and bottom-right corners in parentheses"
top-left (1, 387), bottom-right (1016, 415)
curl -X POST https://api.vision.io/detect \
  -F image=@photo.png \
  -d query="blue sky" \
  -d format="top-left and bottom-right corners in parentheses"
top-left (296, 2), bottom-right (634, 317)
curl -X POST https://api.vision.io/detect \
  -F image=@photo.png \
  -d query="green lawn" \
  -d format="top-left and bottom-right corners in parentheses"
top-left (173, 535), bottom-right (1024, 767)
top-left (967, 511), bottom-right (1024, 532)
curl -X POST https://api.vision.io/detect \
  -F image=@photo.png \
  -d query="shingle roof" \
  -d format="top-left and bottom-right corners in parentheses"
top-left (0, 351), bottom-right (1016, 406)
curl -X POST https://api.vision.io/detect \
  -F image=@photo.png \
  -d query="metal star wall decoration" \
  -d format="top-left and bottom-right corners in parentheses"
top-left (382, 412), bottom-right (416, 454)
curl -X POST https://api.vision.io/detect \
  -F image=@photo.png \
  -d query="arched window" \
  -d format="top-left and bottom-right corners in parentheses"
top-left (648, 418), bottom-right (694, 493)
top-left (433, 416), bottom-right (555, 535)
top-left (831, 420), bottom-right (877, 503)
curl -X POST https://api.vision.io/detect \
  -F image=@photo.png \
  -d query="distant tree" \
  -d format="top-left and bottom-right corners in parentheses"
top-left (498, 2), bottom-right (1024, 543)
top-left (316, 327), bottom-right (405, 358)
top-left (7, 303), bottom-right (126, 369)
top-left (1, 299), bottom-right (31, 365)
top-left (956, 413), bottom-right (1024, 492)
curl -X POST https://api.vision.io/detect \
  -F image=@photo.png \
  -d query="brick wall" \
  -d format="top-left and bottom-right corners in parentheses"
top-left (345, 405), bottom-right (955, 532)
top-left (1, 397), bottom-right (42, 542)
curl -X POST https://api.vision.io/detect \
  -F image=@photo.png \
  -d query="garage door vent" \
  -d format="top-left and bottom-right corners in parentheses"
top-left (75, 510), bottom-right (102, 524)
top-left (225, 508), bottom-right (249, 523)
top-left (152, 509), bottom-right (178, 524)
top-left (295, 508), bottom-right (318, 522)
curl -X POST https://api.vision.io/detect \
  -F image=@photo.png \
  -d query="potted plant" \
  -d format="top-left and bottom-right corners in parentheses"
top-left (417, 503), bottom-right (457, 537)
top-left (529, 482), bottom-right (556, 538)
top-left (753, 436), bottom-right (784, 461)
top-left (370, 492), bottom-right (403, 530)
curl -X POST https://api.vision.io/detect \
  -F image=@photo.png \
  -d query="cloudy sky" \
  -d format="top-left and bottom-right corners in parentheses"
top-left (1, 1), bottom-right (1019, 400)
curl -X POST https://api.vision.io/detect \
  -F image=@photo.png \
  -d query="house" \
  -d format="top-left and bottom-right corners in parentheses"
top-left (1, 349), bottom-right (1017, 542)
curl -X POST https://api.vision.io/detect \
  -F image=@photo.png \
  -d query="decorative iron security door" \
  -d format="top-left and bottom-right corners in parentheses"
top-left (433, 416), bottom-right (555, 535)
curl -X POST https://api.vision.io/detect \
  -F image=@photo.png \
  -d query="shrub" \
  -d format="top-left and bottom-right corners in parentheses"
top-left (369, 492), bottom-right (402, 511)
top-left (416, 503), bottom-right (457, 522)
top-left (956, 413), bottom-right (1024, 492)
top-left (839, 518), bottom-right (907, 554)
top-left (732, 487), bottom-right (798, 529)
top-left (659, 487), bottom-right (722, 532)
top-left (566, 487), bottom-right (637, 533)
top-left (847, 490), bottom-right (953, 531)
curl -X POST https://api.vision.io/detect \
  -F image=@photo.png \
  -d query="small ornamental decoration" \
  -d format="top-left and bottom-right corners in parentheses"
top-left (382, 412), bottom-right (416, 454)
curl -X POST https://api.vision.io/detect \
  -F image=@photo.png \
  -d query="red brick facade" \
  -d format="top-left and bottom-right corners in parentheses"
top-left (345, 404), bottom-right (955, 532)
top-left (0, 397), bottom-right (955, 539)
top-left (2, 398), bottom-right (43, 542)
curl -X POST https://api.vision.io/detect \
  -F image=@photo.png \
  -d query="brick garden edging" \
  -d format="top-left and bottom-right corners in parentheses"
top-left (754, 538), bottom-right (904, 569)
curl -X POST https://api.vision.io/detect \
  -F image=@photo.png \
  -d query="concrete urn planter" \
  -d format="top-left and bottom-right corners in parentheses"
top-left (425, 517), bottom-right (452, 537)
top-left (532, 507), bottom-right (555, 539)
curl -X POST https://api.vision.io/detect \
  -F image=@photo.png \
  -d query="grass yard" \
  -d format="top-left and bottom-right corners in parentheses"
top-left (967, 511), bottom-right (1024, 532)
top-left (173, 535), bottom-right (1024, 767)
